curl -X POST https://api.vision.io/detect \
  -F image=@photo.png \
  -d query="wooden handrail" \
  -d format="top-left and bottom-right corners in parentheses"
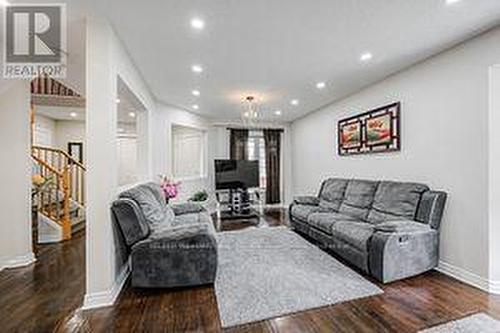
top-left (32, 145), bottom-right (86, 170)
top-left (32, 145), bottom-right (86, 241)
top-left (32, 155), bottom-right (63, 177)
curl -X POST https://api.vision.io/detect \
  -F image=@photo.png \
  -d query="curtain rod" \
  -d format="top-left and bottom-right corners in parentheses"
top-left (226, 127), bottom-right (284, 132)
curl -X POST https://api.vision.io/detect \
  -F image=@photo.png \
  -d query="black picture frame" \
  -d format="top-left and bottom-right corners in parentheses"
top-left (338, 102), bottom-right (401, 156)
top-left (68, 142), bottom-right (83, 164)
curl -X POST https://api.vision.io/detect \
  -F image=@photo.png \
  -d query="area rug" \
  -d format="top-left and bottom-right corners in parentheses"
top-left (419, 313), bottom-right (500, 333)
top-left (214, 226), bottom-right (383, 328)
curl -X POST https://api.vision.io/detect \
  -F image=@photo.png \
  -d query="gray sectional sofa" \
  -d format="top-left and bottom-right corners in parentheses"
top-left (290, 178), bottom-right (447, 283)
top-left (112, 182), bottom-right (217, 288)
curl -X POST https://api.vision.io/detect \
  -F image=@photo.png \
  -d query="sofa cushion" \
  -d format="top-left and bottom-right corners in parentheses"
top-left (318, 178), bottom-right (349, 211)
top-left (367, 181), bottom-right (429, 224)
top-left (290, 204), bottom-right (325, 222)
top-left (172, 202), bottom-right (205, 215)
top-left (307, 212), bottom-right (359, 235)
top-left (294, 196), bottom-right (320, 206)
top-left (120, 184), bottom-right (174, 227)
top-left (374, 220), bottom-right (430, 233)
top-left (331, 221), bottom-right (375, 252)
top-left (338, 179), bottom-right (378, 220)
top-left (142, 182), bottom-right (167, 206)
top-left (173, 212), bottom-right (213, 226)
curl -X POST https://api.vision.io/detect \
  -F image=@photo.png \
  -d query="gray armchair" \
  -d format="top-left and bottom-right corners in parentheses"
top-left (112, 182), bottom-right (217, 288)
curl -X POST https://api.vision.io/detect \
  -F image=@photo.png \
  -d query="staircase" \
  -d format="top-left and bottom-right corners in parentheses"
top-left (32, 146), bottom-right (86, 243)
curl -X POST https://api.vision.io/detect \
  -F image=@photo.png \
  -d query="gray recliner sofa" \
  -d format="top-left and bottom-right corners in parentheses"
top-left (112, 182), bottom-right (217, 288)
top-left (289, 178), bottom-right (447, 283)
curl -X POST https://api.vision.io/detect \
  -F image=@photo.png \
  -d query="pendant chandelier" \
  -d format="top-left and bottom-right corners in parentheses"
top-left (242, 96), bottom-right (259, 123)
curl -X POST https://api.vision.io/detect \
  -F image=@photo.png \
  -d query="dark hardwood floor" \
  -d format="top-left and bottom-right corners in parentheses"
top-left (2, 208), bottom-right (500, 332)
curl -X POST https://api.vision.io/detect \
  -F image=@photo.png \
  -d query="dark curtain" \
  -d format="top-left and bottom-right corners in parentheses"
top-left (264, 129), bottom-right (281, 204)
top-left (230, 129), bottom-right (249, 160)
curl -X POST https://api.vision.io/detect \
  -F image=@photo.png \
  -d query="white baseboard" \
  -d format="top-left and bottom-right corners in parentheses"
top-left (490, 279), bottom-right (500, 294)
top-left (0, 252), bottom-right (36, 271)
top-left (436, 260), bottom-right (500, 295)
top-left (82, 261), bottom-right (130, 310)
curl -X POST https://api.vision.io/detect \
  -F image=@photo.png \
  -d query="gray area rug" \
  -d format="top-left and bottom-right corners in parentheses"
top-left (420, 313), bottom-right (500, 333)
top-left (214, 226), bottom-right (383, 328)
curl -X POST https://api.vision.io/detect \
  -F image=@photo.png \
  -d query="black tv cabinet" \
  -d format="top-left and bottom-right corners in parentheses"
top-left (215, 188), bottom-right (262, 220)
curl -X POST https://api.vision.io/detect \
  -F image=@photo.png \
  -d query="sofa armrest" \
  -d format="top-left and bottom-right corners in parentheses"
top-left (416, 191), bottom-right (447, 229)
top-left (135, 223), bottom-right (215, 247)
top-left (130, 223), bottom-right (217, 288)
top-left (369, 227), bottom-right (438, 283)
top-left (293, 196), bottom-right (320, 206)
top-left (374, 220), bottom-right (430, 233)
top-left (171, 202), bottom-right (206, 216)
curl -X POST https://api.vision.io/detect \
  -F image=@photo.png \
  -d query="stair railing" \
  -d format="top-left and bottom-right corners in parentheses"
top-left (31, 146), bottom-right (86, 240)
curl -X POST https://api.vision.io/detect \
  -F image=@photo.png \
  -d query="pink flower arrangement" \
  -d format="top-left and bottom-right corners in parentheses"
top-left (159, 176), bottom-right (181, 201)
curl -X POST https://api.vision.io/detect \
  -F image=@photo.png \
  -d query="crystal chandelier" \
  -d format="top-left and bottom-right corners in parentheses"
top-left (242, 96), bottom-right (259, 123)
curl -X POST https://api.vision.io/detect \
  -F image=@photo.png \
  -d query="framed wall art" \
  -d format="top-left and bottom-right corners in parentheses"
top-left (338, 102), bottom-right (400, 156)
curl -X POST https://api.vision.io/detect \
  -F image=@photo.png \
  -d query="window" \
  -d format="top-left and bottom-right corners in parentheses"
top-left (172, 125), bottom-right (206, 179)
top-left (247, 130), bottom-right (266, 188)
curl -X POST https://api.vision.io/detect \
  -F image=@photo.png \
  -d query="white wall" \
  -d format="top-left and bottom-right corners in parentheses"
top-left (33, 115), bottom-right (86, 161)
top-left (488, 65), bottom-right (500, 290)
top-left (291, 27), bottom-right (500, 288)
top-left (33, 114), bottom-right (56, 146)
top-left (0, 80), bottom-right (35, 271)
top-left (152, 104), bottom-right (212, 204)
top-left (84, 14), bottom-right (155, 309)
top-left (55, 120), bottom-right (86, 155)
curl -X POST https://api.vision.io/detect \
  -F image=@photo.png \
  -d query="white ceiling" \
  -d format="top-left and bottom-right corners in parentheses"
top-left (85, 0), bottom-right (500, 121)
top-left (8, 1), bottom-right (500, 122)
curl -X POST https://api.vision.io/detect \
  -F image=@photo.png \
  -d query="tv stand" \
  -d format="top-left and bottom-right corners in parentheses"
top-left (216, 188), bottom-right (263, 220)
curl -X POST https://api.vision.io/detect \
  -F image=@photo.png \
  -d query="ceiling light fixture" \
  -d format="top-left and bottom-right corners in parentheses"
top-left (446, 0), bottom-right (461, 4)
top-left (290, 99), bottom-right (299, 106)
top-left (316, 82), bottom-right (326, 89)
top-left (116, 98), bottom-right (121, 103)
top-left (192, 90), bottom-right (200, 96)
top-left (70, 112), bottom-right (77, 118)
top-left (0, 0), bottom-right (10, 6)
top-left (242, 96), bottom-right (259, 123)
top-left (360, 52), bottom-right (373, 62)
top-left (118, 128), bottom-right (125, 133)
top-left (190, 18), bottom-right (205, 30)
top-left (129, 112), bottom-right (136, 118)
top-left (275, 110), bottom-right (282, 116)
top-left (191, 64), bottom-right (203, 73)
top-left (192, 104), bottom-right (199, 110)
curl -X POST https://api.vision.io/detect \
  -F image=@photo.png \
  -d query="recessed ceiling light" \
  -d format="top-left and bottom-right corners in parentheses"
top-left (192, 90), bottom-right (200, 96)
top-left (275, 110), bottom-right (282, 116)
top-left (191, 64), bottom-right (203, 73)
top-left (129, 112), bottom-right (136, 118)
top-left (290, 99), bottom-right (299, 106)
top-left (70, 112), bottom-right (77, 118)
top-left (192, 104), bottom-right (199, 110)
top-left (360, 52), bottom-right (373, 62)
top-left (116, 98), bottom-right (121, 103)
top-left (446, 0), bottom-right (461, 4)
top-left (190, 18), bottom-right (205, 30)
top-left (316, 82), bottom-right (326, 89)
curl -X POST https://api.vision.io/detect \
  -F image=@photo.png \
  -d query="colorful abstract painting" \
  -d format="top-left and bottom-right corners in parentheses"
top-left (366, 113), bottom-right (392, 146)
top-left (337, 102), bottom-right (400, 155)
top-left (340, 121), bottom-right (362, 149)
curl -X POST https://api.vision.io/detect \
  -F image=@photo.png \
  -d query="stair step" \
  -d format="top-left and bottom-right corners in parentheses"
top-left (72, 219), bottom-right (85, 234)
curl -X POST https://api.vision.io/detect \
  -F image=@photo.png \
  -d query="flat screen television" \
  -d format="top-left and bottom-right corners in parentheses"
top-left (215, 159), bottom-right (259, 190)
